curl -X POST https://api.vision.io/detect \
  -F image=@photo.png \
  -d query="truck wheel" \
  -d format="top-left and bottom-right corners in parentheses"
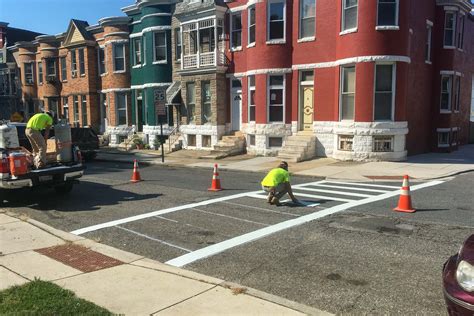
top-left (54, 181), bottom-right (74, 195)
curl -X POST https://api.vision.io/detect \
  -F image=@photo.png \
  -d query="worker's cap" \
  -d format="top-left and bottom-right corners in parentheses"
top-left (44, 111), bottom-right (53, 118)
top-left (279, 161), bottom-right (288, 169)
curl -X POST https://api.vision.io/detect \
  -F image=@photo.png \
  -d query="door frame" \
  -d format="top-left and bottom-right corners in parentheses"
top-left (298, 71), bottom-right (315, 131)
top-left (230, 78), bottom-right (242, 132)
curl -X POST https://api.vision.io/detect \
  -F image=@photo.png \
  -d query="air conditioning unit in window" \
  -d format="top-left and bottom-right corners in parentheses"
top-left (71, 70), bottom-right (77, 78)
top-left (46, 75), bottom-right (57, 83)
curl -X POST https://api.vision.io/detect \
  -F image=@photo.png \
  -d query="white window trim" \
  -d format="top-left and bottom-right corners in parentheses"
top-left (248, 75), bottom-right (256, 122)
top-left (437, 130), bottom-right (450, 148)
top-left (376, 0), bottom-right (399, 28)
top-left (152, 31), bottom-right (167, 64)
top-left (373, 63), bottom-right (396, 122)
top-left (115, 92), bottom-right (128, 126)
top-left (453, 74), bottom-right (461, 112)
top-left (267, 74), bottom-right (286, 123)
top-left (425, 22), bottom-right (432, 63)
top-left (443, 11), bottom-right (456, 49)
top-left (230, 12), bottom-right (242, 51)
top-left (24, 62), bottom-right (35, 84)
top-left (113, 43), bottom-right (126, 73)
top-left (339, 28), bottom-right (357, 36)
top-left (299, 0), bottom-right (316, 40)
top-left (267, 0), bottom-right (286, 43)
top-left (341, 0), bottom-right (358, 33)
top-left (339, 65), bottom-right (356, 121)
top-left (248, 5), bottom-right (256, 46)
top-left (440, 74), bottom-right (452, 113)
top-left (143, 37), bottom-right (147, 66)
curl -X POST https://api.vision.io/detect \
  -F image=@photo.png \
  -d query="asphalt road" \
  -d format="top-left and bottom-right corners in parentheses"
top-left (2, 161), bottom-right (473, 314)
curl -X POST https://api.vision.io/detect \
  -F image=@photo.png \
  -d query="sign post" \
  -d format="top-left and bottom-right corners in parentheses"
top-left (154, 88), bottom-right (167, 163)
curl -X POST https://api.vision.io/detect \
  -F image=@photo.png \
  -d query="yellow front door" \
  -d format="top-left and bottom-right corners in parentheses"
top-left (303, 87), bottom-right (314, 131)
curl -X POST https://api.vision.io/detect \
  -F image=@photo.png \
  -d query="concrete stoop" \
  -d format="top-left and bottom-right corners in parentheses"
top-left (278, 134), bottom-right (317, 162)
top-left (202, 132), bottom-right (246, 159)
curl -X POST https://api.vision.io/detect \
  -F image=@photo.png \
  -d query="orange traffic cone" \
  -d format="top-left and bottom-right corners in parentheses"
top-left (208, 163), bottom-right (223, 191)
top-left (393, 175), bottom-right (415, 213)
top-left (130, 159), bottom-right (142, 183)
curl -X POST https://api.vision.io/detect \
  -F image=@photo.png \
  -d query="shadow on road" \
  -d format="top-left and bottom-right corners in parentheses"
top-left (1, 181), bottom-right (160, 212)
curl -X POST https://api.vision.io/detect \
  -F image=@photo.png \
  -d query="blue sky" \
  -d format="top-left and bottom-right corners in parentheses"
top-left (0, 0), bottom-right (134, 35)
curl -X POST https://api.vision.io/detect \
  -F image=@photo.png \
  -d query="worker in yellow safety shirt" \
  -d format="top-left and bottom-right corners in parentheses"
top-left (26, 111), bottom-right (53, 169)
top-left (261, 161), bottom-right (299, 206)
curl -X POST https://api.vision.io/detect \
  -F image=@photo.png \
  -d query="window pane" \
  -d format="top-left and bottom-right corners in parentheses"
top-left (375, 65), bottom-right (392, 91)
top-left (232, 14), bottom-right (242, 30)
top-left (249, 75), bottom-right (255, 86)
top-left (249, 7), bottom-right (256, 24)
top-left (374, 93), bottom-right (392, 120)
top-left (250, 90), bottom-right (256, 104)
top-left (232, 31), bottom-right (242, 48)
top-left (232, 79), bottom-right (242, 88)
top-left (202, 82), bottom-right (211, 103)
top-left (270, 75), bottom-right (284, 86)
top-left (302, 0), bottom-right (315, 18)
top-left (301, 71), bottom-right (314, 82)
top-left (345, 0), bottom-right (357, 7)
top-left (156, 47), bottom-right (166, 61)
top-left (341, 94), bottom-right (354, 120)
top-left (269, 106), bottom-right (283, 121)
top-left (270, 21), bottom-right (284, 39)
top-left (446, 13), bottom-right (454, 28)
top-left (155, 32), bottom-right (165, 46)
top-left (378, 2), bottom-right (397, 26)
top-left (269, 89), bottom-right (283, 104)
top-left (249, 25), bottom-right (255, 43)
top-left (202, 103), bottom-right (211, 123)
top-left (441, 93), bottom-right (450, 110)
top-left (187, 83), bottom-right (195, 103)
top-left (270, 2), bottom-right (284, 20)
top-left (343, 67), bottom-right (355, 92)
top-left (249, 106), bottom-right (256, 121)
top-left (344, 6), bottom-right (357, 30)
top-left (301, 18), bottom-right (315, 38)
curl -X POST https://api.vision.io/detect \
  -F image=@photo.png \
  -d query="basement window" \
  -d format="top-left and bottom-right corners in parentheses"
top-left (268, 137), bottom-right (283, 147)
top-left (248, 134), bottom-right (256, 146)
top-left (373, 136), bottom-right (393, 152)
top-left (188, 134), bottom-right (196, 147)
top-left (338, 135), bottom-right (353, 151)
top-left (202, 135), bottom-right (211, 148)
top-left (438, 132), bottom-right (450, 147)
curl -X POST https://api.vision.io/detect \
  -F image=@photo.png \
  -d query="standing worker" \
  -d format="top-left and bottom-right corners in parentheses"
top-left (26, 111), bottom-right (53, 169)
top-left (261, 161), bottom-right (299, 206)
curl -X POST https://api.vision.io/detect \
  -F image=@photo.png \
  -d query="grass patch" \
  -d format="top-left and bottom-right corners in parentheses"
top-left (0, 280), bottom-right (112, 315)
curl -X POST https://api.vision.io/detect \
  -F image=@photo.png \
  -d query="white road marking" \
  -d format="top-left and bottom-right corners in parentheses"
top-left (71, 192), bottom-right (256, 235)
top-left (301, 183), bottom-right (390, 193)
top-left (116, 226), bottom-right (192, 253)
top-left (292, 192), bottom-right (355, 202)
top-left (221, 201), bottom-right (300, 217)
top-left (165, 180), bottom-right (443, 267)
top-left (191, 207), bottom-right (269, 226)
top-left (155, 216), bottom-right (178, 223)
top-left (295, 187), bottom-right (374, 198)
top-left (324, 181), bottom-right (400, 189)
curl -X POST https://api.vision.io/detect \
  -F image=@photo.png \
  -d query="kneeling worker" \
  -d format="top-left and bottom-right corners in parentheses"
top-left (26, 111), bottom-right (53, 169)
top-left (261, 161), bottom-right (299, 206)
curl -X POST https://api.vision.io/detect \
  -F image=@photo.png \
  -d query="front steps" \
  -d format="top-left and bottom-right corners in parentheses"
top-left (202, 131), bottom-right (246, 159)
top-left (277, 133), bottom-right (317, 162)
top-left (164, 134), bottom-right (183, 153)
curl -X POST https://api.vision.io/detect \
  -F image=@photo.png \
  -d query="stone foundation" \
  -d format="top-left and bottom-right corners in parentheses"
top-left (242, 123), bottom-right (293, 156)
top-left (314, 121), bottom-right (408, 161)
top-left (180, 124), bottom-right (226, 149)
top-left (106, 125), bottom-right (135, 146)
top-left (143, 124), bottom-right (175, 149)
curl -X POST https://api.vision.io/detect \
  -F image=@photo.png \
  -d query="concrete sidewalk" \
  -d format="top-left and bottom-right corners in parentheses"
top-left (96, 144), bottom-right (474, 181)
top-left (0, 211), bottom-right (330, 315)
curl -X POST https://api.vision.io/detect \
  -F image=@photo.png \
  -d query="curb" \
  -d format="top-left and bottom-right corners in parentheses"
top-left (5, 212), bottom-right (331, 315)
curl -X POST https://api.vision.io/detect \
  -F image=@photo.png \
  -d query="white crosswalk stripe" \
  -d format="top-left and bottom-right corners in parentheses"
top-left (304, 183), bottom-right (391, 193)
top-left (295, 187), bottom-right (374, 198)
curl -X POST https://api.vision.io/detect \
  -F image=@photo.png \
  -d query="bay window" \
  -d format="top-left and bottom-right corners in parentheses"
top-left (231, 13), bottom-right (242, 49)
top-left (374, 64), bottom-right (395, 121)
top-left (300, 0), bottom-right (315, 39)
top-left (249, 75), bottom-right (256, 122)
top-left (268, 0), bottom-right (285, 41)
top-left (340, 66), bottom-right (355, 120)
top-left (342, 0), bottom-right (357, 32)
top-left (444, 12), bottom-right (456, 47)
top-left (153, 32), bottom-right (167, 63)
top-left (113, 43), bottom-right (125, 72)
top-left (440, 75), bottom-right (452, 111)
top-left (248, 6), bottom-right (256, 45)
top-left (377, 0), bottom-right (398, 27)
top-left (133, 38), bottom-right (141, 65)
top-left (268, 75), bottom-right (284, 122)
top-left (116, 93), bottom-right (127, 125)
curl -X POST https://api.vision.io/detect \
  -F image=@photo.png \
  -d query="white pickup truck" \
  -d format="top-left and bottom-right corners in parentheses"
top-left (0, 122), bottom-right (85, 197)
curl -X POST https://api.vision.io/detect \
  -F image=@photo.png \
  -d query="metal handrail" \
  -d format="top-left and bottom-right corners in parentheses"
top-left (167, 126), bottom-right (180, 152)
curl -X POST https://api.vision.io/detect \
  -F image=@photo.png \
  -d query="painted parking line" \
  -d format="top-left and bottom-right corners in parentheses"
top-left (166, 180), bottom-right (444, 267)
top-left (116, 226), bottom-right (192, 253)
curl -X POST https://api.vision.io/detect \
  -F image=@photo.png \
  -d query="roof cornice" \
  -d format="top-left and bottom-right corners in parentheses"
top-left (98, 16), bottom-right (131, 27)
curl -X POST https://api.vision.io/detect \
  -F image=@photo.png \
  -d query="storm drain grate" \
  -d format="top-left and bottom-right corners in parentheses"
top-left (35, 244), bottom-right (123, 273)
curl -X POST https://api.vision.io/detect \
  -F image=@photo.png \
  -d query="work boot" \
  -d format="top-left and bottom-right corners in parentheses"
top-left (271, 197), bottom-right (281, 206)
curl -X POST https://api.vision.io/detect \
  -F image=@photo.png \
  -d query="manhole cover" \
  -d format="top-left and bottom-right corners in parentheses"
top-left (36, 244), bottom-right (123, 273)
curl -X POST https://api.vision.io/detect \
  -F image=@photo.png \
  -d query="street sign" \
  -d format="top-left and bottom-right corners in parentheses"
top-left (154, 88), bottom-right (166, 116)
